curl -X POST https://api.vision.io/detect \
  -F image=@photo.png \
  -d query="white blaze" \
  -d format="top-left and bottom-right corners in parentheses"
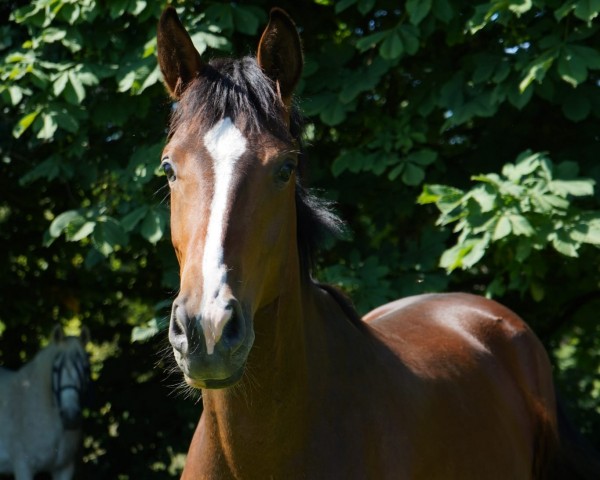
top-left (201, 117), bottom-right (247, 354)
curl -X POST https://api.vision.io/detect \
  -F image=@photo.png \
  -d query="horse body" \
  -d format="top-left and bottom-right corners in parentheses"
top-left (155, 7), bottom-right (599, 479)
top-left (0, 327), bottom-right (89, 480)
top-left (181, 288), bottom-right (556, 479)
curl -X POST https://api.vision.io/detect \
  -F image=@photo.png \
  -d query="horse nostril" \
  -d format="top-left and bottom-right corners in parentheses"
top-left (172, 307), bottom-right (185, 337)
top-left (222, 301), bottom-right (244, 349)
top-left (169, 303), bottom-right (189, 354)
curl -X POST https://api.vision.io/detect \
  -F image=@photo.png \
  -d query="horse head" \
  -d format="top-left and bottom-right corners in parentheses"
top-left (51, 325), bottom-right (91, 429)
top-left (157, 8), bottom-right (304, 389)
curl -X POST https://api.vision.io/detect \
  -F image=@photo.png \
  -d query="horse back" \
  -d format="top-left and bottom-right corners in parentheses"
top-left (0, 366), bottom-right (15, 381)
top-left (365, 292), bottom-right (550, 378)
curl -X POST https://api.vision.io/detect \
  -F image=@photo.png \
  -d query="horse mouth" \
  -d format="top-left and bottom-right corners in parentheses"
top-left (60, 412), bottom-right (83, 430)
top-left (183, 365), bottom-right (245, 389)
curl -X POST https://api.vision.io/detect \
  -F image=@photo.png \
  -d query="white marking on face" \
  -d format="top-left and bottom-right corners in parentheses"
top-left (201, 117), bottom-right (247, 354)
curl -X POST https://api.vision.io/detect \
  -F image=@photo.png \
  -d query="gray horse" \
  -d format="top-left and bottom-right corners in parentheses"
top-left (0, 326), bottom-right (90, 480)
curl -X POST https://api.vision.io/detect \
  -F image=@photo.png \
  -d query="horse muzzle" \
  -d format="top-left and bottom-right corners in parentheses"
top-left (60, 408), bottom-right (83, 430)
top-left (169, 295), bottom-right (253, 389)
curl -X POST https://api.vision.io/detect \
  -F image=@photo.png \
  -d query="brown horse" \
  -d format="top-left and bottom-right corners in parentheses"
top-left (156, 7), bottom-right (599, 480)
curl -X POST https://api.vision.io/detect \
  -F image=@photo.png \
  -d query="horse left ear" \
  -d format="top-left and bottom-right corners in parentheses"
top-left (257, 8), bottom-right (303, 107)
top-left (51, 324), bottom-right (64, 344)
top-left (157, 7), bottom-right (203, 99)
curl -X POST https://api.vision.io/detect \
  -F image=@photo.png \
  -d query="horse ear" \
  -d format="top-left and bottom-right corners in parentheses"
top-left (80, 326), bottom-right (90, 345)
top-left (157, 7), bottom-right (203, 99)
top-left (51, 324), bottom-right (64, 344)
top-left (257, 8), bottom-right (303, 107)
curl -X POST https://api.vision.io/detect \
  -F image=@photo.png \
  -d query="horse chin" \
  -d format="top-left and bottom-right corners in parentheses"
top-left (183, 364), bottom-right (245, 390)
top-left (60, 413), bottom-right (82, 430)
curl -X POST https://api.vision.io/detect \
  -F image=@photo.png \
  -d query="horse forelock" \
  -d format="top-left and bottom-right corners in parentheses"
top-left (167, 55), bottom-right (344, 281)
top-left (169, 57), bottom-right (293, 141)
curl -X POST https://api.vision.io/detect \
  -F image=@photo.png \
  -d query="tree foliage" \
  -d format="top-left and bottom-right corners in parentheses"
top-left (1, 0), bottom-right (599, 477)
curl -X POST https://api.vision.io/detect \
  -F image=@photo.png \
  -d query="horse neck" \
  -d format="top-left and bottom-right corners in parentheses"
top-left (199, 271), bottom-right (369, 473)
top-left (20, 345), bottom-right (56, 406)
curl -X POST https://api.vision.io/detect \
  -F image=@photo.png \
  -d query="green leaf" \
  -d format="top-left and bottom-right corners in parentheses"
top-left (562, 90), bottom-right (591, 122)
top-left (493, 215), bottom-right (512, 240)
top-left (121, 206), bottom-right (149, 231)
top-left (558, 47), bottom-right (588, 87)
top-left (508, 81), bottom-right (533, 110)
top-left (358, 0), bottom-right (376, 15)
top-left (468, 4), bottom-right (495, 34)
top-left (6, 86), bottom-right (23, 105)
top-left (530, 282), bottom-right (545, 302)
top-left (472, 54), bottom-right (498, 84)
top-left (509, 214), bottom-right (535, 236)
top-left (555, 3), bottom-right (575, 20)
top-left (355, 31), bottom-right (388, 52)
top-left (42, 27), bottom-right (66, 43)
top-left (49, 210), bottom-right (83, 238)
top-left (551, 179), bottom-right (595, 197)
top-left (54, 109), bottom-right (79, 133)
top-left (37, 112), bottom-right (58, 139)
top-left (470, 185), bottom-right (497, 212)
top-left (402, 163), bottom-right (425, 186)
top-left (321, 97), bottom-right (347, 126)
top-left (141, 209), bottom-right (167, 245)
top-left (550, 231), bottom-right (579, 257)
top-left (339, 59), bottom-right (388, 103)
top-left (131, 318), bottom-right (167, 343)
top-left (20, 156), bottom-right (61, 184)
top-left (388, 164), bottom-right (404, 181)
top-left (109, 0), bottom-right (128, 18)
top-left (68, 70), bottom-right (86, 103)
top-left (232, 5), bottom-right (260, 35)
top-left (519, 54), bottom-right (554, 92)
top-left (432, 0), bottom-right (454, 22)
top-left (190, 31), bottom-right (230, 54)
top-left (92, 217), bottom-right (127, 256)
top-left (577, 218), bottom-right (600, 244)
top-left (335, 0), bottom-right (358, 13)
top-left (333, 150), bottom-right (364, 177)
top-left (569, 45), bottom-right (600, 70)
top-left (418, 184), bottom-right (464, 205)
top-left (440, 237), bottom-right (488, 272)
top-left (407, 149), bottom-right (437, 166)
top-left (509, 0), bottom-right (532, 16)
top-left (53, 72), bottom-right (69, 97)
top-left (399, 25), bottom-right (420, 55)
top-left (67, 220), bottom-right (96, 242)
top-left (13, 108), bottom-right (41, 138)
top-left (407, 0), bottom-right (431, 25)
top-left (379, 31), bottom-right (403, 60)
top-left (302, 92), bottom-right (346, 125)
top-left (574, 0), bottom-right (600, 21)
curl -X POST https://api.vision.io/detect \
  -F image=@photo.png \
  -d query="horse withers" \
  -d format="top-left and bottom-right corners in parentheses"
top-left (156, 7), bottom-right (600, 479)
top-left (0, 326), bottom-right (91, 480)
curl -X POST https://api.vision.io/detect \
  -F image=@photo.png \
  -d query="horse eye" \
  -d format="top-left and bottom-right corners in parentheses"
top-left (161, 158), bottom-right (176, 182)
top-left (277, 161), bottom-right (296, 184)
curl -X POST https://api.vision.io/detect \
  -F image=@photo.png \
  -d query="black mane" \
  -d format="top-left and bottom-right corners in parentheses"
top-left (169, 56), bottom-right (344, 280)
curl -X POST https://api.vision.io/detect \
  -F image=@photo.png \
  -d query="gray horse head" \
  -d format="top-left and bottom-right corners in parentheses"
top-left (50, 326), bottom-right (91, 430)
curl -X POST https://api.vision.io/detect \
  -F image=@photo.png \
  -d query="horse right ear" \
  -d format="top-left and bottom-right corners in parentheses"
top-left (257, 8), bottom-right (303, 108)
top-left (157, 7), bottom-right (203, 99)
top-left (51, 324), bottom-right (64, 344)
